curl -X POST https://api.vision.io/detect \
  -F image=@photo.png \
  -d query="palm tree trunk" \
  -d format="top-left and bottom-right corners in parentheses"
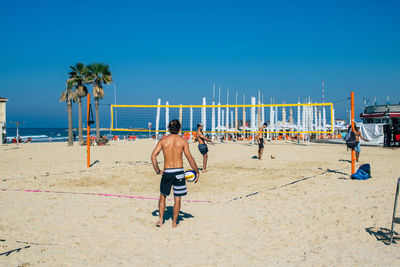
top-left (67, 100), bottom-right (73, 146)
top-left (95, 97), bottom-right (100, 140)
top-left (78, 98), bottom-right (83, 145)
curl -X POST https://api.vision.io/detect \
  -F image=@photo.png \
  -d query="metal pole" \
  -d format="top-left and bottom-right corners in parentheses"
top-left (165, 101), bottom-right (169, 133)
top-left (226, 89), bottom-right (229, 139)
top-left (351, 91), bottom-right (355, 175)
top-left (190, 107), bottom-right (193, 139)
top-left (243, 93), bottom-right (246, 138)
top-left (390, 177), bottom-right (400, 244)
top-left (10, 120), bottom-right (24, 146)
top-left (16, 121), bottom-right (19, 146)
top-left (109, 83), bottom-right (116, 135)
top-left (87, 94), bottom-right (91, 168)
top-left (155, 98), bottom-right (161, 140)
top-left (235, 91), bottom-right (238, 140)
top-left (114, 83), bottom-right (117, 130)
top-left (257, 90), bottom-right (261, 128)
top-left (212, 84), bottom-right (216, 140)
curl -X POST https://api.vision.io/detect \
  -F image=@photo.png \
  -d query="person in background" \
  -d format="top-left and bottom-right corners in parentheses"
top-left (354, 126), bottom-right (369, 162)
top-left (196, 123), bottom-right (214, 173)
top-left (257, 122), bottom-right (268, 160)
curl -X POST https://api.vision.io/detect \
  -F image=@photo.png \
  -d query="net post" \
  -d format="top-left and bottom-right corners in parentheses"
top-left (225, 95), bottom-right (229, 140)
top-left (242, 94), bottom-right (246, 139)
top-left (251, 97), bottom-right (256, 142)
top-left (155, 98), bottom-right (161, 140)
top-left (87, 93), bottom-right (91, 168)
top-left (110, 104), bottom-right (114, 131)
top-left (165, 101), bottom-right (169, 133)
top-left (351, 91), bottom-right (355, 175)
top-left (212, 100), bottom-right (216, 141)
top-left (190, 107), bottom-right (193, 139)
top-left (331, 104), bottom-right (335, 136)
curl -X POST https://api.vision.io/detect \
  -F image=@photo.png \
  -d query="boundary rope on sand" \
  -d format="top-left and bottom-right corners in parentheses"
top-left (0, 168), bottom-right (349, 204)
top-left (229, 167), bottom-right (350, 201)
top-left (0, 188), bottom-right (212, 203)
top-left (0, 245), bottom-right (31, 257)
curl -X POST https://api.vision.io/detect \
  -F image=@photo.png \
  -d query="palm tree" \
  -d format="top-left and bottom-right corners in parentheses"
top-left (87, 63), bottom-right (112, 140)
top-left (60, 80), bottom-right (74, 146)
top-left (68, 63), bottom-right (89, 145)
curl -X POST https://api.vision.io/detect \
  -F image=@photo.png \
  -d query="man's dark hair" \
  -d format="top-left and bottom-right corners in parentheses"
top-left (168, 119), bottom-right (181, 134)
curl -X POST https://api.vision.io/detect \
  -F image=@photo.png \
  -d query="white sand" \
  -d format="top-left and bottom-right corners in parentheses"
top-left (0, 140), bottom-right (399, 266)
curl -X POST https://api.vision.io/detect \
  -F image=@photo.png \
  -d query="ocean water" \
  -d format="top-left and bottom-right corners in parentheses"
top-left (4, 128), bottom-right (154, 143)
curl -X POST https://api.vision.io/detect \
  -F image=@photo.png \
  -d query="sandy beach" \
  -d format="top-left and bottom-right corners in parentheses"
top-left (1, 139), bottom-right (399, 266)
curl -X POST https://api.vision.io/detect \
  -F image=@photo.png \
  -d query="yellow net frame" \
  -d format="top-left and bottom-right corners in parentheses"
top-left (110, 103), bottom-right (334, 134)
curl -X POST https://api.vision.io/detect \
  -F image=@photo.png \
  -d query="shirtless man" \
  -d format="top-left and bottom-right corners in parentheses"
top-left (196, 123), bottom-right (214, 173)
top-left (354, 126), bottom-right (369, 162)
top-left (151, 119), bottom-right (199, 228)
top-left (257, 122), bottom-right (268, 160)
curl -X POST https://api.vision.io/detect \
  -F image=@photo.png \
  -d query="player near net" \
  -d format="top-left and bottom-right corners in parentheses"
top-left (151, 119), bottom-right (199, 228)
top-left (196, 123), bottom-right (214, 173)
top-left (257, 122), bottom-right (268, 160)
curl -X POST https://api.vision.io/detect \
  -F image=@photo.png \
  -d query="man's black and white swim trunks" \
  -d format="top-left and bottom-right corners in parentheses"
top-left (198, 144), bottom-right (208, 155)
top-left (160, 168), bottom-right (187, 197)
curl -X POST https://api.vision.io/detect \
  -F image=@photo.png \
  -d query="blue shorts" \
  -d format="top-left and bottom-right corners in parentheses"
top-left (258, 138), bottom-right (264, 149)
top-left (355, 142), bottom-right (361, 153)
top-left (198, 144), bottom-right (208, 155)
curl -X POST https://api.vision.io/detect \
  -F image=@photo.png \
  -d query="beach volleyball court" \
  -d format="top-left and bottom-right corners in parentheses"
top-left (0, 140), bottom-right (399, 265)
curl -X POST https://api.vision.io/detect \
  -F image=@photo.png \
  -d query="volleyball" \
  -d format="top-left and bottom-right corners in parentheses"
top-left (271, 154), bottom-right (276, 159)
top-left (184, 170), bottom-right (197, 182)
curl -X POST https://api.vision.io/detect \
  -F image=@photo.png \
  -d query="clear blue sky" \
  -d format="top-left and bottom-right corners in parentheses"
top-left (1, 0), bottom-right (399, 127)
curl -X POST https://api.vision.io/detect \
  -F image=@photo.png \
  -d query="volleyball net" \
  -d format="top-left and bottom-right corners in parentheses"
top-left (111, 101), bottom-right (334, 137)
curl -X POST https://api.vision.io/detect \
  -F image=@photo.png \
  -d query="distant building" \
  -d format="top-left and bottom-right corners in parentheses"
top-left (0, 97), bottom-right (8, 144)
top-left (360, 104), bottom-right (400, 126)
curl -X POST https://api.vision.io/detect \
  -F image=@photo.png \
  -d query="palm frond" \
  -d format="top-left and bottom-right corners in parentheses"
top-left (60, 91), bottom-right (67, 102)
top-left (69, 65), bottom-right (77, 72)
top-left (86, 63), bottom-right (112, 99)
top-left (67, 79), bottom-right (74, 89)
top-left (72, 90), bottom-right (79, 102)
top-left (97, 88), bottom-right (105, 99)
top-left (75, 85), bottom-right (88, 97)
top-left (76, 62), bottom-right (85, 71)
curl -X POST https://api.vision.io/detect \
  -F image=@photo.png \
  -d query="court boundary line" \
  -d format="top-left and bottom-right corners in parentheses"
top-left (0, 188), bottom-right (212, 203)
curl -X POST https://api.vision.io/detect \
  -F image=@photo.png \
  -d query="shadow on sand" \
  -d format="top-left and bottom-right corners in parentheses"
top-left (152, 207), bottom-right (194, 225)
top-left (90, 160), bottom-right (100, 167)
top-left (4, 147), bottom-right (20, 151)
top-left (365, 227), bottom-right (400, 245)
top-left (326, 168), bottom-right (349, 176)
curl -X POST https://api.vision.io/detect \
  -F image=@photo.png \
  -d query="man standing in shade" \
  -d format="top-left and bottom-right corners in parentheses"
top-left (151, 119), bottom-right (199, 228)
top-left (257, 122), bottom-right (268, 160)
top-left (196, 123), bottom-right (214, 173)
